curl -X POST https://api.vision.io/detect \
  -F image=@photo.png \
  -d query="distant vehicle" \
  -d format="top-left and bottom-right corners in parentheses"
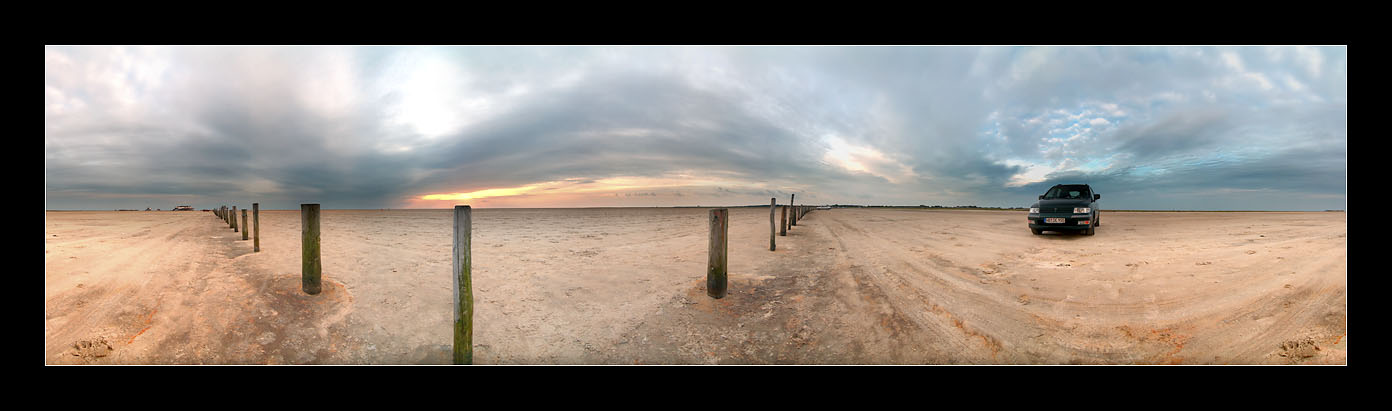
top-left (1027, 184), bottom-right (1100, 235)
top-left (172, 205), bottom-right (195, 211)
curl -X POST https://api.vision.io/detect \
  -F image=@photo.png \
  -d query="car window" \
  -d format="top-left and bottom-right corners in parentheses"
top-left (1044, 186), bottom-right (1091, 199)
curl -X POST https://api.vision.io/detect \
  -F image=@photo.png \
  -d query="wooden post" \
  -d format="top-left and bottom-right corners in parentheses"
top-left (301, 204), bottom-right (322, 295)
top-left (780, 205), bottom-right (787, 236)
top-left (242, 209), bottom-right (249, 240)
top-left (789, 194), bottom-right (795, 227)
top-left (707, 208), bottom-right (728, 299)
top-left (769, 197), bottom-right (776, 251)
top-left (232, 206), bottom-right (238, 232)
top-left (253, 203), bottom-right (260, 252)
top-left (453, 205), bottom-right (473, 365)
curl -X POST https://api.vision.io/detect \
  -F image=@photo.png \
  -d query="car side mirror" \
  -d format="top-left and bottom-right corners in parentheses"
top-left (1094, 194), bottom-right (1101, 201)
top-left (1038, 195), bottom-right (1045, 200)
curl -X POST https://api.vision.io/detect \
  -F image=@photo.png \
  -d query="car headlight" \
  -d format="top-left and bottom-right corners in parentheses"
top-left (1074, 207), bottom-right (1091, 213)
top-left (1029, 207), bottom-right (1039, 214)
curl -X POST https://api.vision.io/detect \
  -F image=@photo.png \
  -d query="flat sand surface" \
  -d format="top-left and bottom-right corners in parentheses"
top-left (44, 208), bottom-right (1346, 364)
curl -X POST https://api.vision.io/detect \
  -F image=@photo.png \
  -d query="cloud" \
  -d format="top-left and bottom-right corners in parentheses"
top-left (45, 46), bottom-right (1346, 211)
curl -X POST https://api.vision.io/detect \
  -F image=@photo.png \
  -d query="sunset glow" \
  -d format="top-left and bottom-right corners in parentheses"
top-left (409, 173), bottom-right (778, 208)
top-left (420, 185), bottom-right (546, 201)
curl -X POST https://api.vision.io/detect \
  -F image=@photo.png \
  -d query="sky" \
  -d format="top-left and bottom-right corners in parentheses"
top-left (44, 46), bottom-right (1347, 211)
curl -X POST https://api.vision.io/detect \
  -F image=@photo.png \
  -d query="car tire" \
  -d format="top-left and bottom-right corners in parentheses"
top-left (1084, 227), bottom-right (1095, 236)
top-left (1031, 228), bottom-right (1042, 235)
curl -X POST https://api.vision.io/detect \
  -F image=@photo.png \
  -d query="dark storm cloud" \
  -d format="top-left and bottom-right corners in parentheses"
top-left (1109, 107), bottom-right (1237, 160)
top-left (407, 69), bottom-right (826, 193)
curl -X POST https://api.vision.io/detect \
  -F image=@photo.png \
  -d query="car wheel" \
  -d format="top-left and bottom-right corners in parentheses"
top-left (1084, 227), bottom-right (1095, 236)
top-left (1031, 228), bottom-right (1042, 235)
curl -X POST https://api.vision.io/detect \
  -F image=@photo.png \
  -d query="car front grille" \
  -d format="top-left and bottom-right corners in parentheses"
top-left (1042, 207), bottom-right (1073, 213)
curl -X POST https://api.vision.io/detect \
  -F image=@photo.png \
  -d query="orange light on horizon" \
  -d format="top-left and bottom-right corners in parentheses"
top-left (420, 186), bottom-right (541, 201)
top-left (410, 174), bottom-right (772, 208)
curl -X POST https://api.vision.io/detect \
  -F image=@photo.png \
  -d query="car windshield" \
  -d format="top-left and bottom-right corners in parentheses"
top-left (1043, 186), bottom-right (1090, 200)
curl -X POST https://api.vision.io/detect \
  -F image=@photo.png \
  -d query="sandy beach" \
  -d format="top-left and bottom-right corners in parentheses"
top-left (43, 207), bottom-right (1347, 364)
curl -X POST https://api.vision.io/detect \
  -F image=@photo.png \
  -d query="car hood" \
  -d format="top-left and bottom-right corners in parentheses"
top-left (1034, 199), bottom-right (1092, 208)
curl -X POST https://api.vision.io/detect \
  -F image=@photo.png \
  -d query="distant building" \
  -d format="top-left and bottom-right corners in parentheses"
top-left (172, 205), bottom-right (195, 211)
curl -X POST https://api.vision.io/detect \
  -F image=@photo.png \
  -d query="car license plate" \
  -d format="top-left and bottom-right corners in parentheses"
top-left (1045, 218), bottom-right (1065, 224)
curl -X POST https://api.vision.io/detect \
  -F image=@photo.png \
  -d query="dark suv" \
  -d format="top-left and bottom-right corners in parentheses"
top-left (1028, 184), bottom-right (1100, 235)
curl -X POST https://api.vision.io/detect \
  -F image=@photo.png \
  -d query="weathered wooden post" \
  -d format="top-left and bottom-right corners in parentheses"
top-left (232, 206), bottom-right (238, 232)
top-left (769, 197), bottom-right (777, 251)
top-left (453, 205), bottom-right (473, 365)
top-left (242, 209), bottom-right (249, 240)
top-left (789, 194), bottom-right (795, 227)
top-left (301, 204), bottom-right (322, 295)
top-left (707, 208), bottom-right (728, 299)
top-left (780, 205), bottom-right (788, 236)
top-left (253, 203), bottom-right (260, 252)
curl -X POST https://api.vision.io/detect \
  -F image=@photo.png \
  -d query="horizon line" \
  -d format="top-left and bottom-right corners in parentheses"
top-left (45, 205), bottom-right (1345, 212)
